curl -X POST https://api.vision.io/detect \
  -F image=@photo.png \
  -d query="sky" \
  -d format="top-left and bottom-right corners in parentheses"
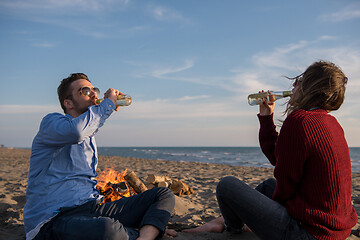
top-left (0, 0), bottom-right (360, 148)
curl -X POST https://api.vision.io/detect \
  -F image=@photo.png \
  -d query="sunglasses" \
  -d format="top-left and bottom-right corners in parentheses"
top-left (78, 87), bottom-right (100, 96)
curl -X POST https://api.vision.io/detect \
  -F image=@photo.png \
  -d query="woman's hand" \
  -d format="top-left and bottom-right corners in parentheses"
top-left (259, 90), bottom-right (275, 116)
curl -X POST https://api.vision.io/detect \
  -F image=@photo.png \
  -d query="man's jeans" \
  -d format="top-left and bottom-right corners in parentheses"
top-left (216, 176), bottom-right (316, 240)
top-left (34, 187), bottom-right (175, 240)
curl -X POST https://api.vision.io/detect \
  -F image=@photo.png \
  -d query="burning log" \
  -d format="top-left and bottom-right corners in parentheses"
top-left (96, 168), bottom-right (137, 203)
top-left (96, 168), bottom-right (194, 203)
top-left (124, 170), bottom-right (148, 193)
top-left (107, 182), bottom-right (129, 193)
top-left (102, 187), bottom-right (113, 199)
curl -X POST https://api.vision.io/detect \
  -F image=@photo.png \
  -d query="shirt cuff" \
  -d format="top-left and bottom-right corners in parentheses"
top-left (100, 98), bottom-right (116, 110)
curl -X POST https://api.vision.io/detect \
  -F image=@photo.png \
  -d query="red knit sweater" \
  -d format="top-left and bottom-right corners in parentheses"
top-left (258, 109), bottom-right (357, 240)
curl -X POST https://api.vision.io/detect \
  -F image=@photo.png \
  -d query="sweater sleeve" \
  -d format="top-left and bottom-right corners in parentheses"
top-left (258, 114), bottom-right (278, 166)
top-left (272, 113), bottom-right (308, 204)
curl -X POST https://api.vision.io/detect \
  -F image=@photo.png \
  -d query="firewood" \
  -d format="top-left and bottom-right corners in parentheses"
top-left (169, 180), bottom-right (194, 196)
top-left (102, 187), bottom-right (113, 198)
top-left (157, 181), bottom-right (170, 188)
top-left (146, 183), bottom-right (156, 189)
top-left (109, 182), bottom-right (129, 193)
top-left (146, 174), bottom-right (171, 184)
top-left (124, 171), bottom-right (148, 193)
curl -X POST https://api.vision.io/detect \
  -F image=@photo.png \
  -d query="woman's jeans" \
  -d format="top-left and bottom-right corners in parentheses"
top-left (216, 176), bottom-right (316, 240)
top-left (34, 187), bottom-right (175, 240)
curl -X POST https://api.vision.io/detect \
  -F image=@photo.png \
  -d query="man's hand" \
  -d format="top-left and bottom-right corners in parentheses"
top-left (104, 88), bottom-right (123, 111)
top-left (259, 90), bottom-right (275, 116)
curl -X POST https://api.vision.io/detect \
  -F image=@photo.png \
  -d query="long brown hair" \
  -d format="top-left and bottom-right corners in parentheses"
top-left (285, 61), bottom-right (348, 115)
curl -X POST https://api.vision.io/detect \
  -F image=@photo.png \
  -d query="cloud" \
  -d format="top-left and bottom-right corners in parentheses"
top-left (0, 0), bottom-right (129, 12)
top-left (0, 98), bottom-right (256, 148)
top-left (152, 60), bottom-right (194, 78)
top-left (319, 4), bottom-right (360, 22)
top-left (148, 60), bottom-right (240, 93)
top-left (0, 0), bottom-right (136, 40)
top-left (0, 98), bottom-right (249, 122)
top-left (251, 36), bottom-right (337, 71)
top-left (204, 35), bottom-right (360, 127)
top-left (145, 35), bottom-right (360, 100)
top-left (177, 95), bottom-right (211, 101)
top-left (32, 42), bottom-right (56, 48)
top-left (0, 105), bottom-right (61, 114)
top-left (228, 37), bottom-right (360, 145)
top-left (149, 5), bottom-right (188, 22)
top-left (117, 98), bottom-right (250, 120)
top-left (230, 72), bottom-right (274, 94)
top-left (0, 1), bottom-right (186, 41)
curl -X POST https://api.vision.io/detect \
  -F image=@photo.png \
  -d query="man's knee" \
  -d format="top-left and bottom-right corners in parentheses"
top-left (154, 187), bottom-right (175, 202)
top-left (100, 217), bottom-right (129, 240)
top-left (51, 216), bottom-right (129, 240)
top-left (157, 186), bottom-right (174, 197)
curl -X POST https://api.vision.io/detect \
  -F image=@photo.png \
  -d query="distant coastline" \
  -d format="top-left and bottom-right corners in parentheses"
top-left (7, 146), bottom-right (360, 172)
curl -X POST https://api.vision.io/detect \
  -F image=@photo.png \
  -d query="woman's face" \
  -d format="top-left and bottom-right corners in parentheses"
top-left (291, 77), bottom-right (302, 98)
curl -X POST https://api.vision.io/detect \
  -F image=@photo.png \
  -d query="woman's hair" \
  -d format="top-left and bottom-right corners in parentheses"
top-left (285, 61), bottom-right (348, 115)
top-left (57, 73), bottom-right (90, 113)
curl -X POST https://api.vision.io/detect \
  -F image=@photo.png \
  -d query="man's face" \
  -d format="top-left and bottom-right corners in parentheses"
top-left (67, 79), bottom-right (99, 117)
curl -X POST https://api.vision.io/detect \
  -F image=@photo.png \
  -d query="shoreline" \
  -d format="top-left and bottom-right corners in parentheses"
top-left (1, 148), bottom-right (359, 239)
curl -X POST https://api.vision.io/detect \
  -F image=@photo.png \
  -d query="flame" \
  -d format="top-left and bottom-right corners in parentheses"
top-left (95, 168), bottom-right (136, 203)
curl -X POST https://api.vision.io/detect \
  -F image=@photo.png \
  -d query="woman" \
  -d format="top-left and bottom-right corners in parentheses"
top-left (184, 61), bottom-right (357, 239)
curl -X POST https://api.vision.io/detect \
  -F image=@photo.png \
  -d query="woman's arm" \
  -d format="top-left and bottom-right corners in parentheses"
top-left (272, 113), bottom-right (307, 203)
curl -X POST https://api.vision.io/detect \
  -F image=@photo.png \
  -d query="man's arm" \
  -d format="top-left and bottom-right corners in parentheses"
top-left (37, 99), bottom-right (115, 146)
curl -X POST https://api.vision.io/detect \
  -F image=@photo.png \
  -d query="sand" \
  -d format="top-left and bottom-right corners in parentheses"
top-left (0, 148), bottom-right (359, 240)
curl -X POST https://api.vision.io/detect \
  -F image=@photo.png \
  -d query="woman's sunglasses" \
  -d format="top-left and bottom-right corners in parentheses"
top-left (78, 87), bottom-right (100, 96)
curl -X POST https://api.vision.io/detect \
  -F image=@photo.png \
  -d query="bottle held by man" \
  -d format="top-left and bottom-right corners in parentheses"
top-left (97, 94), bottom-right (132, 106)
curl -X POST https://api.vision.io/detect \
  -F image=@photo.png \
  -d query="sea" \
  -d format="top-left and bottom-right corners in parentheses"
top-left (98, 147), bottom-right (360, 173)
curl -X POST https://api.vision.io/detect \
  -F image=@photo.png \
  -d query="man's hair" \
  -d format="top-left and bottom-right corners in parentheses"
top-left (57, 73), bottom-right (90, 113)
top-left (285, 61), bottom-right (348, 115)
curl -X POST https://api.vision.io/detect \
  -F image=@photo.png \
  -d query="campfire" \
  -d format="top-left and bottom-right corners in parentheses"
top-left (96, 168), bottom-right (194, 204)
top-left (95, 168), bottom-right (146, 203)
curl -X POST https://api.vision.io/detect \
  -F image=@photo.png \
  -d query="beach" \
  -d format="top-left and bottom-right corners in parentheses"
top-left (1, 148), bottom-right (359, 240)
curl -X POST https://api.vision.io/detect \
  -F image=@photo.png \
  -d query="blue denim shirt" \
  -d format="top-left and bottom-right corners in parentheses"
top-left (24, 99), bottom-right (115, 235)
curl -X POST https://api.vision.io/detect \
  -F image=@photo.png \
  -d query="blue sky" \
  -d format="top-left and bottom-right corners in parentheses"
top-left (0, 0), bottom-right (360, 147)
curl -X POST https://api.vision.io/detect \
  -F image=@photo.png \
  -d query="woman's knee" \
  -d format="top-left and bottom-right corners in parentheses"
top-left (255, 178), bottom-right (276, 198)
top-left (216, 176), bottom-right (242, 196)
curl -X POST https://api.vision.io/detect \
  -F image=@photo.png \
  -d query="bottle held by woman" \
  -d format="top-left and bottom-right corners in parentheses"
top-left (248, 91), bottom-right (291, 105)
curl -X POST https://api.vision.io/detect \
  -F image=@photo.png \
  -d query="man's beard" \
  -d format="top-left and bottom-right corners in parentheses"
top-left (72, 99), bottom-right (91, 115)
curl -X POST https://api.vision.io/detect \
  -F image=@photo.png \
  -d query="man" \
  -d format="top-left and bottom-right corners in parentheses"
top-left (24, 73), bottom-right (175, 240)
